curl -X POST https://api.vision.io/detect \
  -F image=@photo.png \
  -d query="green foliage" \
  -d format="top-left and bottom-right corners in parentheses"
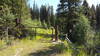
top-left (0, 0), bottom-right (31, 39)
top-left (0, 5), bottom-right (15, 27)
top-left (95, 32), bottom-right (100, 47)
top-left (23, 18), bottom-right (42, 27)
top-left (0, 5), bottom-right (16, 38)
top-left (70, 14), bottom-right (91, 45)
top-left (82, 0), bottom-right (96, 29)
top-left (56, 17), bottom-right (67, 34)
top-left (12, 0), bottom-right (31, 19)
top-left (56, 0), bottom-right (82, 36)
top-left (86, 31), bottom-right (100, 48)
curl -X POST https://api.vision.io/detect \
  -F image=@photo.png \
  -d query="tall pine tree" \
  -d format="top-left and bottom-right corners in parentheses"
top-left (96, 4), bottom-right (100, 30)
top-left (31, 1), bottom-right (39, 19)
top-left (90, 4), bottom-right (96, 29)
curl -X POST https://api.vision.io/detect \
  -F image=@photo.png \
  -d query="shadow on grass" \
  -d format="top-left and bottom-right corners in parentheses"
top-left (29, 44), bottom-right (66, 56)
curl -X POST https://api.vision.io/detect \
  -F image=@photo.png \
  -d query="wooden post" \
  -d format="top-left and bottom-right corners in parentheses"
top-left (35, 28), bottom-right (36, 38)
top-left (55, 25), bottom-right (58, 41)
top-left (51, 28), bottom-right (54, 41)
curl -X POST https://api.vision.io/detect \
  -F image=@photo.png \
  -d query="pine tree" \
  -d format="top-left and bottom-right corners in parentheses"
top-left (31, 1), bottom-right (39, 19)
top-left (49, 6), bottom-right (55, 26)
top-left (0, 0), bottom-right (31, 38)
top-left (56, 0), bottom-right (93, 44)
top-left (57, 0), bottom-right (81, 34)
top-left (82, 0), bottom-right (96, 29)
top-left (40, 5), bottom-right (48, 23)
top-left (96, 4), bottom-right (100, 30)
top-left (90, 4), bottom-right (96, 29)
top-left (56, 0), bottom-right (67, 34)
top-left (82, 0), bottom-right (90, 17)
top-left (56, 0), bottom-right (67, 18)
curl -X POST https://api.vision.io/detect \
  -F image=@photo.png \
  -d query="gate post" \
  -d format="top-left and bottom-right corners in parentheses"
top-left (55, 25), bottom-right (58, 41)
top-left (35, 28), bottom-right (36, 38)
top-left (51, 27), bottom-right (54, 41)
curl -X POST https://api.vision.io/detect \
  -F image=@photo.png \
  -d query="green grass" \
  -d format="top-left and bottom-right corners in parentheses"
top-left (36, 28), bottom-right (55, 34)
top-left (0, 36), bottom-right (89, 56)
top-left (0, 37), bottom-right (52, 56)
top-left (0, 34), bottom-right (89, 56)
top-left (0, 40), bottom-right (6, 48)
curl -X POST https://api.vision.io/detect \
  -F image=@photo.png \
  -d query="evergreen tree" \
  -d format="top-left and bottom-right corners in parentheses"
top-left (57, 0), bottom-right (81, 35)
top-left (56, 0), bottom-right (68, 33)
top-left (82, 0), bottom-right (96, 29)
top-left (31, 1), bottom-right (39, 19)
top-left (0, 0), bottom-right (31, 20)
top-left (56, 0), bottom-right (93, 44)
top-left (49, 6), bottom-right (55, 26)
top-left (82, 0), bottom-right (90, 18)
top-left (0, 0), bottom-right (31, 38)
top-left (40, 5), bottom-right (48, 23)
top-left (90, 4), bottom-right (96, 29)
top-left (96, 4), bottom-right (100, 30)
top-left (56, 0), bottom-right (67, 18)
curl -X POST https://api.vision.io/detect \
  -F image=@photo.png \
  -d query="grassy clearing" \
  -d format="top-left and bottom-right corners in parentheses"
top-left (0, 35), bottom-right (67, 56)
top-left (0, 37), bottom-right (89, 56)
top-left (0, 37), bottom-right (53, 56)
top-left (0, 27), bottom-right (89, 56)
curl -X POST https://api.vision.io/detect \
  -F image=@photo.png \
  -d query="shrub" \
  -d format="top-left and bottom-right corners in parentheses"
top-left (70, 14), bottom-right (91, 45)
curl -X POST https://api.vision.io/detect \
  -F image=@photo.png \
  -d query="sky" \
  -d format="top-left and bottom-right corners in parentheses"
top-left (87, 0), bottom-right (100, 6)
top-left (28, 0), bottom-right (100, 13)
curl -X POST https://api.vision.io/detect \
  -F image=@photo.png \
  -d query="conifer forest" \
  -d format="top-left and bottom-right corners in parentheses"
top-left (0, 0), bottom-right (100, 56)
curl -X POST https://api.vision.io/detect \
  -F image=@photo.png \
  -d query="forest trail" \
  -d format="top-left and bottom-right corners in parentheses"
top-left (20, 39), bottom-right (65, 56)
top-left (0, 38), bottom-right (68, 56)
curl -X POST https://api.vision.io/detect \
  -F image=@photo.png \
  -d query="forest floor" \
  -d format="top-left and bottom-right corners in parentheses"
top-left (0, 36), bottom-right (71, 56)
